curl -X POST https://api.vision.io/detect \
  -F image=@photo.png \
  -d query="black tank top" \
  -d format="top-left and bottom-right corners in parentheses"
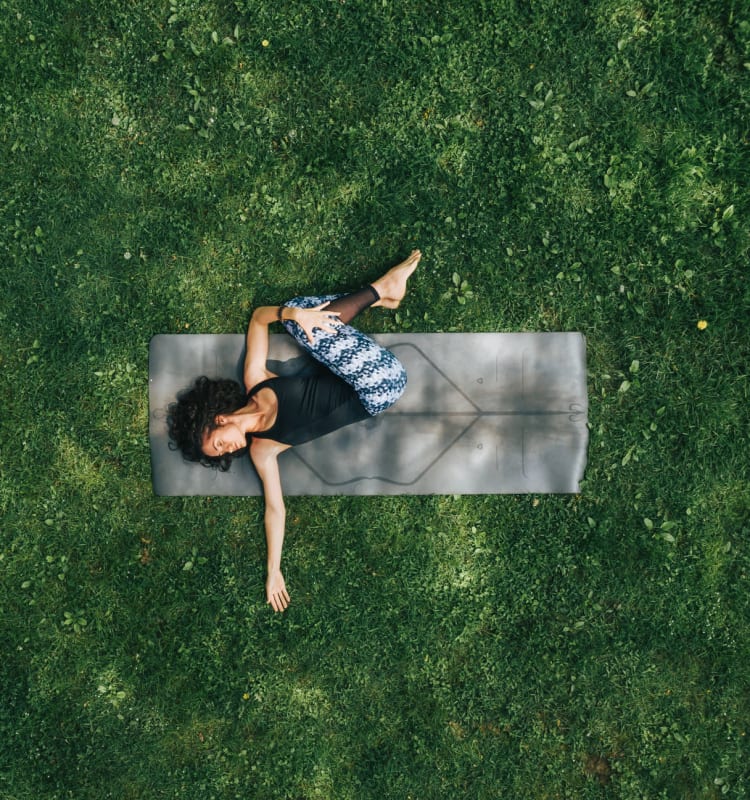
top-left (248, 373), bottom-right (370, 446)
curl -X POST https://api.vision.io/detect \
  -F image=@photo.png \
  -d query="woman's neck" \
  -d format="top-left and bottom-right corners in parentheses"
top-left (228, 397), bottom-right (274, 434)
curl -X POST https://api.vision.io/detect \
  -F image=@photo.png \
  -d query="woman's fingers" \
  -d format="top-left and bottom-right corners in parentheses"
top-left (305, 305), bottom-right (340, 322)
top-left (269, 589), bottom-right (290, 612)
top-left (298, 308), bottom-right (342, 343)
top-left (266, 570), bottom-right (290, 611)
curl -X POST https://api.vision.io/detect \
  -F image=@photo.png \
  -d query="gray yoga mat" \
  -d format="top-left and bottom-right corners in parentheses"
top-left (149, 333), bottom-right (588, 496)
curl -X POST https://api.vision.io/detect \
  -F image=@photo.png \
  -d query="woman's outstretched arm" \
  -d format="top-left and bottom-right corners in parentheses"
top-left (250, 440), bottom-right (291, 611)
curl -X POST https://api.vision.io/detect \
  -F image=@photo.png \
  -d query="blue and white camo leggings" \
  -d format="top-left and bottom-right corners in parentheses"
top-left (280, 294), bottom-right (407, 416)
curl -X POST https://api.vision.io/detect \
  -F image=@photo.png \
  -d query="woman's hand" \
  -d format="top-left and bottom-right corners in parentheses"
top-left (289, 303), bottom-right (341, 344)
top-left (266, 569), bottom-right (290, 612)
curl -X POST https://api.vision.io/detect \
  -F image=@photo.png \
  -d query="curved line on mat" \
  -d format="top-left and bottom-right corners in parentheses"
top-left (289, 417), bottom-right (481, 487)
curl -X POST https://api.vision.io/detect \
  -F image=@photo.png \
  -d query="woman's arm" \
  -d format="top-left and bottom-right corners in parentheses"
top-left (250, 440), bottom-right (291, 612)
top-left (243, 303), bottom-right (342, 391)
top-left (244, 306), bottom-right (281, 392)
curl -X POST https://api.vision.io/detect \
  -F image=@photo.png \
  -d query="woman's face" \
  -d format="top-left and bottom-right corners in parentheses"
top-left (202, 418), bottom-right (247, 458)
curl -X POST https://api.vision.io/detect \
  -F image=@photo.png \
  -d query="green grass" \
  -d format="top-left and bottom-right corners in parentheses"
top-left (1, 0), bottom-right (749, 797)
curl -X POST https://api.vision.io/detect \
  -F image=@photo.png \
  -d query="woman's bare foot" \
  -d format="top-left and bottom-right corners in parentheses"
top-left (371, 250), bottom-right (421, 309)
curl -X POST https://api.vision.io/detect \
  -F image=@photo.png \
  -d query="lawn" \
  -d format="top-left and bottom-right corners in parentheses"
top-left (1, 0), bottom-right (748, 798)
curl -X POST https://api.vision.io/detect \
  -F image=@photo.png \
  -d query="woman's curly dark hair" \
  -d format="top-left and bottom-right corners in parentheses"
top-left (167, 376), bottom-right (247, 471)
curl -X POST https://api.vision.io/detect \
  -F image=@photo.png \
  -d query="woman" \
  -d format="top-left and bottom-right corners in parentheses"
top-left (168, 250), bottom-right (421, 612)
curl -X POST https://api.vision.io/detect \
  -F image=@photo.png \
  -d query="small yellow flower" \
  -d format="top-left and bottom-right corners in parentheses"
top-left (697, 320), bottom-right (708, 330)
top-left (261, 39), bottom-right (270, 47)
top-left (242, 692), bottom-right (250, 701)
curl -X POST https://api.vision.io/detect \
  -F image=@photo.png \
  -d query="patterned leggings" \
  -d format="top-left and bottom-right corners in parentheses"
top-left (280, 292), bottom-right (407, 416)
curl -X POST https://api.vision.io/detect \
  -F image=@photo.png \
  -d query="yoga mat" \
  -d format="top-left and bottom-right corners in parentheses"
top-left (149, 333), bottom-right (588, 496)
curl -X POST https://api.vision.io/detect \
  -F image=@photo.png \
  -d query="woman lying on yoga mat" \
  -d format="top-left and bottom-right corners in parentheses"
top-left (168, 250), bottom-right (421, 612)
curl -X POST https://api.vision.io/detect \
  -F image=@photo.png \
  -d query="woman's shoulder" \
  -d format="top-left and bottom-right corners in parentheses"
top-left (244, 356), bottom-right (283, 393)
top-left (246, 373), bottom-right (279, 397)
top-left (249, 434), bottom-right (290, 461)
